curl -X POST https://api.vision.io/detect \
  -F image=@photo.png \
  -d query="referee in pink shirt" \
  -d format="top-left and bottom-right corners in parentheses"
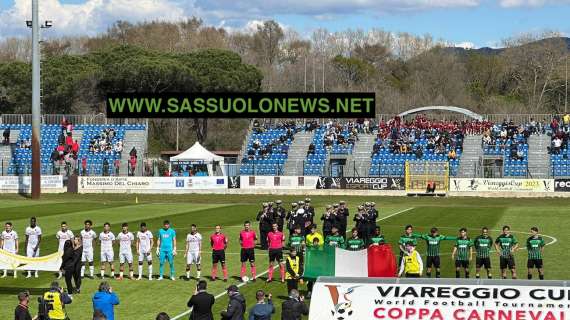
top-left (267, 223), bottom-right (285, 283)
top-left (210, 225), bottom-right (228, 281)
top-left (239, 221), bottom-right (258, 281)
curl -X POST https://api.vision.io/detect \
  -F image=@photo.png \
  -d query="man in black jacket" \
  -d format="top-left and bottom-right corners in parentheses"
top-left (336, 201), bottom-right (349, 238)
top-left (221, 285), bottom-right (246, 320)
top-left (281, 289), bottom-right (308, 320)
top-left (187, 280), bottom-right (215, 320)
top-left (256, 203), bottom-right (273, 249)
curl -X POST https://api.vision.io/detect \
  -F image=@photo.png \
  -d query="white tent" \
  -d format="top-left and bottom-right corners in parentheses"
top-left (169, 142), bottom-right (225, 176)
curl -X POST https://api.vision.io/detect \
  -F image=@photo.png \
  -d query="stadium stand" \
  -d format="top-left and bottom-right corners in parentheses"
top-left (303, 121), bottom-right (360, 176)
top-left (481, 120), bottom-right (533, 177)
top-left (0, 122), bottom-right (146, 176)
top-left (549, 115), bottom-right (570, 177)
top-left (239, 120), bottom-right (297, 175)
top-left (369, 116), bottom-right (465, 177)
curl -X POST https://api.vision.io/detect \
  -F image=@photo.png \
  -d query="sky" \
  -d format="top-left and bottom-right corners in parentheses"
top-left (0, 0), bottom-right (568, 48)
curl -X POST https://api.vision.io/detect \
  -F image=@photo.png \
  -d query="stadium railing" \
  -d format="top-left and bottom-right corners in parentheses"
top-left (0, 114), bottom-right (147, 126)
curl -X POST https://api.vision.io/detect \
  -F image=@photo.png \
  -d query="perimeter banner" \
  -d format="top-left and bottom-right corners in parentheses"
top-left (78, 176), bottom-right (227, 192)
top-left (316, 177), bottom-right (404, 190)
top-left (450, 178), bottom-right (554, 192)
top-left (309, 277), bottom-right (569, 320)
top-left (239, 176), bottom-right (318, 189)
top-left (554, 179), bottom-right (570, 192)
top-left (0, 175), bottom-right (63, 191)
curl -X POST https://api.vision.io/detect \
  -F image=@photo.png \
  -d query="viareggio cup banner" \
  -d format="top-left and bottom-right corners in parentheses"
top-left (309, 277), bottom-right (570, 320)
top-left (78, 176), bottom-right (227, 192)
top-left (450, 178), bottom-right (554, 192)
top-left (316, 177), bottom-right (404, 190)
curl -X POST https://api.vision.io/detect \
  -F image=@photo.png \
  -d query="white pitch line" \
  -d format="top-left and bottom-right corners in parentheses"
top-left (171, 207), bottom-right (415, 320)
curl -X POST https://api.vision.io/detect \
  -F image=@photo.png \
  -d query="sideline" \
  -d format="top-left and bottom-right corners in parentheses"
top-left (170, 207), bottom-right (416, 320)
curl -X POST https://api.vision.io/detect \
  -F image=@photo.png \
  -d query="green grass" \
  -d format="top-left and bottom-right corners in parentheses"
top-left (0, 194), bottom-right (569, 320)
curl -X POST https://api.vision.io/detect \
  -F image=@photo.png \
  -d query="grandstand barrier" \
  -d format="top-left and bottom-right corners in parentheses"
top-left (309, 277), bottom-right (570, 320)
top-left (0, 175), bottom-right (64, 193)
top-left (315, 177), bottom-right (404, 190)
top-left (77, 176), bottom-right (227, 193)
top-left (450, 178), bottom-right (554, 192)
top-left (238, 175), bottom-right (319, 190)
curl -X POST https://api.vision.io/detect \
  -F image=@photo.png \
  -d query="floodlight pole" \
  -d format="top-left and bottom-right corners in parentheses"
top-left (31, 0), bottom-right (41, 199)
top-left (564, 55), bottom-right (570, 114)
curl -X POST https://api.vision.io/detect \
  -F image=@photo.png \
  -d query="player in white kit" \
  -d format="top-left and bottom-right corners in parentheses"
top-left (184, 224), bottom-right (202, 280)
top-left (1, 222), bottom-right (19, 278)
top-left (99, 222), bottom-right (116, 278)
top-left (117, 223), bottom-right (135, 280)
top-left (24, 217), bottom-right (42, 278)
top-left (56, 222), bottom-right (74, 279)
top-left (80, 220), bottom-right (97, 278)
top-left (136, 222), bottom-right (154, 280)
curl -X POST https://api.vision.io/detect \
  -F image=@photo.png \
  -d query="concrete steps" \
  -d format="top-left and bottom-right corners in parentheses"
top-left (457, 135), bottom-right (482, 178)
top-left (347, 134), bottom-right (376, 176)
top-left (121, 130), bottom-right (148, 175)
top-left (527, 134), bottom-right (551, 178)
top-left (282, 131), bottom-right (315, 176)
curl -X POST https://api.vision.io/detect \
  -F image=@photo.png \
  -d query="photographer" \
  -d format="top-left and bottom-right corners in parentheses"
top-left (15, 291), bottom-right (37, 320)
top-left (281, 289), bottom-right (308, 320)
top-left (92, 282), bottom-right (119, 320)
top-left (248, 290), bottom-right (274, 320)
top-left (187, 280), bottom-right (215, 320)
top-left (41, 281), bottom-right (72, 320)
top-left (220, 285), bottom-right (246, 320)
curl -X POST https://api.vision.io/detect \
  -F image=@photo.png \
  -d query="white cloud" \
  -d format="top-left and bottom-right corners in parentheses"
top-left (194, 0), bottom-right (481, 17)
top-left (0, 0), bottom-right (188, 38)
top-left (498, 0), bottom-right (570, 7)
top-left (455, 41), bottom-right (476, 49)
top-left (0, 0), bottom-right (487, 38)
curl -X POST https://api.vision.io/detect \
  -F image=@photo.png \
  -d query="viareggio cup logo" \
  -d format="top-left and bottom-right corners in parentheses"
top-left (175, 179), bottom-right (184, 188)
top-left (325, 285), bottom-right (360, 320)
top-left (228, 176), bottom-right (240, 189)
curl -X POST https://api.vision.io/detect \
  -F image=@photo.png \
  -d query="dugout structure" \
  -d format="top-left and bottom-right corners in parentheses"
top-left (405, 161), bottom-right (449, 194)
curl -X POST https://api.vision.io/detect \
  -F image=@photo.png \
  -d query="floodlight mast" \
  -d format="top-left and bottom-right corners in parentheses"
top-left (30, 0), bottom-right (41, 199)
top-left (28, 0), bottom-right (51, 199)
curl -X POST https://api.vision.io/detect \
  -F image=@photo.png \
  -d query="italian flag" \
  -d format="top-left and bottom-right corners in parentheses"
top-left (303, 244), bottom-right (397, 279)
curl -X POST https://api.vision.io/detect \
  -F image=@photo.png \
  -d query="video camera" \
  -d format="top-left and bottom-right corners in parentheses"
top-left (37, 296), bottom-right (54, 320)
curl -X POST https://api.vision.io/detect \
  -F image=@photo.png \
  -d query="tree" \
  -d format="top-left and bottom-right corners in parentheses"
top-left (502, 35), bottom-right (567, 111)
top-left (331, 55), bottom-right (375, 89)
top-left (253, 20), bottom-right (284, 90)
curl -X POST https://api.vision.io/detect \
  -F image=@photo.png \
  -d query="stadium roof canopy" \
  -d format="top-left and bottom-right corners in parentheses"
top-left (398, 106), bottom-right (483, 121)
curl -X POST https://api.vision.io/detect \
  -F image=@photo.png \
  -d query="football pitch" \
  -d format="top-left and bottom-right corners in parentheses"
top-left (0, 194), bottom-right (568, 320)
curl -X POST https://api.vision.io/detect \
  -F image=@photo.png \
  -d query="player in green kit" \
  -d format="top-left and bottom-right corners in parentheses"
top-left (369, 227), bottom-right (386, 245)
top-left (526, 227), bottom-right (545, 280)
top-left (474, 227), bottom-right (493, 279)
top-left (415, 227), bottom-right (456, 278)
top-left (398, 225), bottom-right (417, 265)
top-left (495, 225), bottom-right (519, 279)
top-left (288, 225), bottom-right (305, 252)
top-left (346, 228), bottom-right (365, 251)
top-left (452, 228), bottom-right (473, 278)
top-left (324, 226), bottom-right (345, 248)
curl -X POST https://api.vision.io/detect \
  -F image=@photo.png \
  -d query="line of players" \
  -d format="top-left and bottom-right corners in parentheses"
top-left (0, 218), bottom-right (158, 280)
top-left (0, 205), bottom-right (546, 282)
top-left (395, 224), bottom-right (546, 280)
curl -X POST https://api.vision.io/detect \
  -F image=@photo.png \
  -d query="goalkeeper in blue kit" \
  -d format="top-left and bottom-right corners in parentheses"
top-left (156, 220), bottom-right (177, 281)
